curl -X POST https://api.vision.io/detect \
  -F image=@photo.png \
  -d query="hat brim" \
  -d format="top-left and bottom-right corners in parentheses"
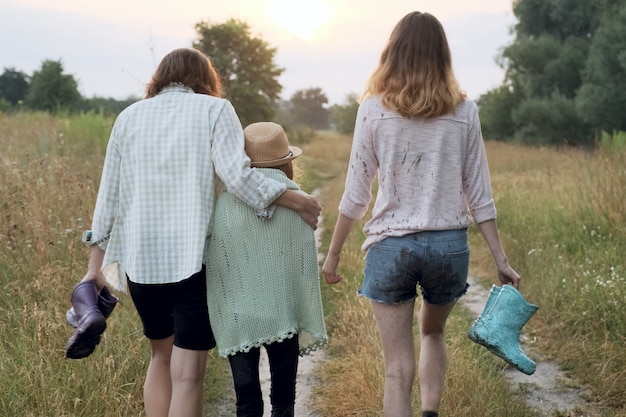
top-left (251, 146), bottom-right (302, 168)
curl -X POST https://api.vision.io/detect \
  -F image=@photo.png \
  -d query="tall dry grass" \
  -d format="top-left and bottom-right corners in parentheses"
top-left (474, 141), bottom-right (626, 412)
top-left (2, 113), bottom-right (625, 416)
top-left (0, 112), bottom-right (229, 416)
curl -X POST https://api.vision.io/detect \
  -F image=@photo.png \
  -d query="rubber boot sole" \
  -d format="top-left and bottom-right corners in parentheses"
top-left (65, 316), bottom-right (107, 359)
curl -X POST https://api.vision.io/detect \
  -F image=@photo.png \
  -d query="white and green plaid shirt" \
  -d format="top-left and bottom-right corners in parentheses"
top-left (91, 85), bottom-right (286, 292)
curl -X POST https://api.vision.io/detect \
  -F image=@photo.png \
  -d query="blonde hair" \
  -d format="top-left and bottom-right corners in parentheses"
top-left (273, 161), bottom-right (301, 183)
top-left (363, 11), bottom-right (466, 118)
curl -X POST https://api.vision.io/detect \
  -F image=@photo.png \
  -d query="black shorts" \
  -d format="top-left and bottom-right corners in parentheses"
top-left (127, 266), bottom-right (215, 350)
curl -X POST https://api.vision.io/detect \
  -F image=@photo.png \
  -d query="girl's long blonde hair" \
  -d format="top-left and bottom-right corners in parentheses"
top-left (363, 11), bottom-right (466, 118)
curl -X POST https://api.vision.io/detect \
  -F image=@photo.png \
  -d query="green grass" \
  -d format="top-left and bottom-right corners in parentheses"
top-left (481, 140), bottom-right (626, 411)
top-left (1, 113), bottom-right (625, 416)
top-left (0, 112), bottom-right (229, 416)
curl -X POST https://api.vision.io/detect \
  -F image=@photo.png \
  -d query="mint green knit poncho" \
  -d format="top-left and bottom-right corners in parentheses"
top-left (206, 168), bottom-right (328, 357)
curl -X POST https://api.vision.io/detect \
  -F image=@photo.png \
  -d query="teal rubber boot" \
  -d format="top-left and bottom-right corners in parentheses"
top-left (468, 284), bottom-right (501, 343)
top-left (469, 285), bottom-right (511, 361)
top-left (468, 284), bottom-right (538, 375)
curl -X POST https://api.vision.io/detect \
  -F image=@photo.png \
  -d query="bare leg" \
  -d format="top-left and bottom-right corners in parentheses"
top-left (371, 299), bottom-right (416, 417)
top-left (144, 336), bottom-right (174, 417)
top-left (169, 345), bottom-right (209, 417)
top-left (418, 300), bottom-right (456, 413)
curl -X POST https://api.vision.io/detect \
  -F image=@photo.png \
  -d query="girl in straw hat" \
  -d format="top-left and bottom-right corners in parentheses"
top-left (206, 122), bottom-right (327, 417)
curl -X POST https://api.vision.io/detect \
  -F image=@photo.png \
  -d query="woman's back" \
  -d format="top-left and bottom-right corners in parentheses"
top-left (340, 95), bottom-right (496, 250)
top-left (206, 168), bottom-right (327, 357)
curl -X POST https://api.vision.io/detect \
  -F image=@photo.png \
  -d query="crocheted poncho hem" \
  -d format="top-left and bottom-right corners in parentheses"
top-left (217, 328), bottom-right (328, 358)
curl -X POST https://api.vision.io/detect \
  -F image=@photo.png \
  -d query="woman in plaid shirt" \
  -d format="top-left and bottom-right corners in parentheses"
top-left (65, 48), bottom-right (321, 417)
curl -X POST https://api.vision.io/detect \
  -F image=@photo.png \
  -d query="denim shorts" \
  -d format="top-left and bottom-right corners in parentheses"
top-left (360, 229), bottom-right (470, 305)
top-left (127, 265), bottom-right (216, 350)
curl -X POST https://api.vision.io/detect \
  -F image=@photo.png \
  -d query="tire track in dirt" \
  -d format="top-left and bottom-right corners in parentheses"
top-left (213, 275), bottom-right (593, 416)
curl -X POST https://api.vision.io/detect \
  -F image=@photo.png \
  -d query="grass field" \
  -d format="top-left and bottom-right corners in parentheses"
top-left (0, 112), bottom-right (624, 416)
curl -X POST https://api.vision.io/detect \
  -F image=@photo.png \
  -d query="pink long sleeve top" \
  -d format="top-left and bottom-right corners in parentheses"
top-left (339, 95), bottom-right (497, 251)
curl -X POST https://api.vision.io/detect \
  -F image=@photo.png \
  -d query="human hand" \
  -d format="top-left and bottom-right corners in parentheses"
top-left (299, 194), bottom-right (322, 230)
top-left (497, 263), bottom-right (521, 288)
top-left (322, 253), bottom-right (343, 284)
top-left (273, 190), bottom-right (322, 229)
top-left (80, 271), bottom-right (106, 292)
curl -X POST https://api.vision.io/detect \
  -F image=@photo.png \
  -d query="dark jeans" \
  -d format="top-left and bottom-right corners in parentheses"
top-left (228, 335), bottom-right (299, 417)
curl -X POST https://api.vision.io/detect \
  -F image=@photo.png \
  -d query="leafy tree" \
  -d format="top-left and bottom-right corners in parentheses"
top-left (476, 85), bottom-right (521, 140)
top-left (24, 59), bottom-right (82, 113)
top-left (193, 19), bottom-right (284, 127)
top-left (329, 93), bottom-right (360, 134)
top-left (0, 97), bottom-right (11, 113)
top-left (576, 3), bottom-right (626, 132)
top-left (514, 0), bottom-right (607, 40)
top-left (502, 33), bottom-right (588, 99)
top-left (480, 0), bottom-right (624, 146)
top-left (512, 93), bottom-right (590, 145)
top-left (502, 35), bottom-right (562, 97)
top-left (288, 87), bottom-right (329, 129)
top-left (0, 67), bottom-right (30, 106)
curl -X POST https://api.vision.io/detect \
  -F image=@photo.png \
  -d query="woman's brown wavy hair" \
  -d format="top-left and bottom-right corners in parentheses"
top-left (363, 11), bottom-right (466, 118)
top-left (145, 48), bottom-right (222, 98)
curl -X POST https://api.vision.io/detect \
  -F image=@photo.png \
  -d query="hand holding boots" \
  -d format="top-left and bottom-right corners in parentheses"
top-left (65, 280), bottom-right (118, 359)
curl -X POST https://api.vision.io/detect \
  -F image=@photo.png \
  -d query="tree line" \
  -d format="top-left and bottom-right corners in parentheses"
top-left (0, 18), bottom-right (359, 135)
top-left (0, 61), bottom-right (138, 116)
top-left (4, 3), bottom-right (623, 145)
top-left (477, 0), bottom-right (626, 146)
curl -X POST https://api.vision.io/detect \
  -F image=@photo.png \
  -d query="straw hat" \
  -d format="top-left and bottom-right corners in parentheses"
top-left (244, 122), bottom-right (302, 168)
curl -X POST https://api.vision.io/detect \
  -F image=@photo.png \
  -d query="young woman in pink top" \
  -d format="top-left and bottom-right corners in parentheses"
top-left (322, 11), bottom-right (520, 417)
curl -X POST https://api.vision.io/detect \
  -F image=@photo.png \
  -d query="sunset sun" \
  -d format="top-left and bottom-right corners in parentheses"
top-left (266, 0), bottom-right (333, 40)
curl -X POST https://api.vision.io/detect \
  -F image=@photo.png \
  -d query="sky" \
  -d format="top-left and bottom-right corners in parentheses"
top-left (0, 0), bottom-right (516, 105)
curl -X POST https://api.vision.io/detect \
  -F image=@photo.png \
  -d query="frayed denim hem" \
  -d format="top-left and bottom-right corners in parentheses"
top-left (356, 289), bottom-right (418, 305)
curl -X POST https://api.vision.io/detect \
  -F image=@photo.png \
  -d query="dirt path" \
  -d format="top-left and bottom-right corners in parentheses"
top-left (212, 275), bottom-right (593, 417)
top-left (277, 275), bottom-right (592, 417)
top-left (209, 345), bottom-right (325, 417)
top-left (258, 347), bottom-right (325, 416)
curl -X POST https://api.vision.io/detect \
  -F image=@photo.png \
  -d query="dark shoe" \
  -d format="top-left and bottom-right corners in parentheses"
top-left (65, 281), bottom-right (107, 359)
top-left (66, 285), bottom-right (118, 328)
